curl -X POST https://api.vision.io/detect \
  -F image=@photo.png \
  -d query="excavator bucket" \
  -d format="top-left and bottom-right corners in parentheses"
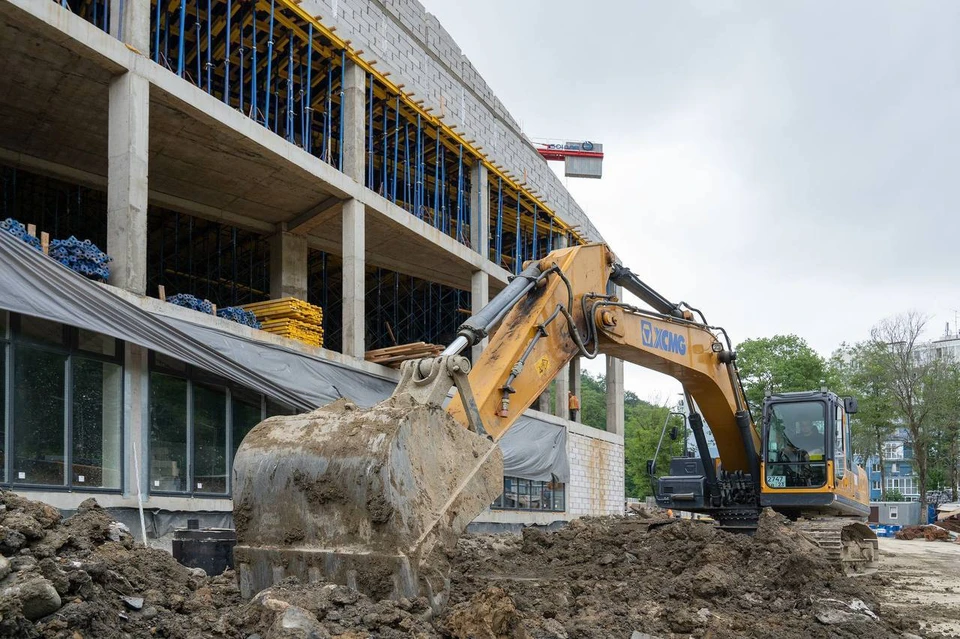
top-left (232, 377), bottom-right (504, 608)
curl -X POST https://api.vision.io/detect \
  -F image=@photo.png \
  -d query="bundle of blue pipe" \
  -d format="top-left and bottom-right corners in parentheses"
top-left (216, 307), bottom-right (261, 329)
top-left (1, 218), bottom-right (42, 251)
top-left (167, 294), bottom-right (214, 314)
top-left (49, 236), bottom-right (112, 282)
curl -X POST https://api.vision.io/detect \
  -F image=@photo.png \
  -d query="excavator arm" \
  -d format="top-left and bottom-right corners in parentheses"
top-left (447, 243), bottom-right (759, 476)
top-left (232, 243), bottom-right (799, 606)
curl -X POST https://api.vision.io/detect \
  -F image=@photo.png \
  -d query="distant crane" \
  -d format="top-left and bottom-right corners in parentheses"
top-left (532, 139), bottom-right (604, 179)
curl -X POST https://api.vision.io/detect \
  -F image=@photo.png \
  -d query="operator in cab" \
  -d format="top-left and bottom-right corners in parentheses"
top-left (784, 419), bottom-right (824, 462)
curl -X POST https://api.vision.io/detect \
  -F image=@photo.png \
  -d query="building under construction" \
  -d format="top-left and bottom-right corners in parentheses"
top-left (0, 0), bottom-right (625, 535)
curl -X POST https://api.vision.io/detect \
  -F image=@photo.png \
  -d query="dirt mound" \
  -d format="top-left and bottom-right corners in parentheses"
top-left (0, 491), bottom-right (922, 638)
top-left (447, 511), bottom-right (918, 638)
top-left (896, 525), bottom-right (952, 541)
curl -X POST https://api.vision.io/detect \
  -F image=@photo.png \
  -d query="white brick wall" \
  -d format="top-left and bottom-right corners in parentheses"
top-left (566, 422), bottom-right (625, 516)
top-left (299, 0), bottom-right (604, 243)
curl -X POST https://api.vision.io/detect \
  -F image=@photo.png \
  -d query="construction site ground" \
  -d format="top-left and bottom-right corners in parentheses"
top-left (878, 537), bottom-right (960, 636)
top-left (5, 490), bottom-right (952, 639)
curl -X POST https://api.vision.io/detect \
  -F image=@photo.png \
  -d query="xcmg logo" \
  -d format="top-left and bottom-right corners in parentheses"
top-left (641, 320), bottom-right (687, 356)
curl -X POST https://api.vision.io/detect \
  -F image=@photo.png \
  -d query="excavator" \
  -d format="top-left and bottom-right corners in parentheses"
top-left (232, 243), bottom-right (878, 608)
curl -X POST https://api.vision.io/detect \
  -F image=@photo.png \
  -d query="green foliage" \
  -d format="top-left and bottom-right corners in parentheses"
top-left (578, 372), bottom-right (607, 430)
top-left (735, 335), bottom-right (833, 421)
top-left (829, 341), bottom-right (897, 463)
top-left (577, 371), bottom-right (685, 499)
top-left (884, 489), bottom-right (905, 502)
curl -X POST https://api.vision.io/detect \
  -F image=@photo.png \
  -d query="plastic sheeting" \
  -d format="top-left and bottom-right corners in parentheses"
top-left (0, 230), bottom-right (569, 482)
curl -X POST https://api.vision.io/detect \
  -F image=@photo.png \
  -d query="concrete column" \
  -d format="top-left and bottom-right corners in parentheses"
top-left (107, 72), bottom-right (149, 295)
top-left (342, 199), bottom-right (366, 358)
top-left (537, 392), bottom-right (551, 413)
top-left (606, 284), bottom-right (625, 436)
top-left (269, 232), bottom-right (308, 300)
top-left (469, 163), bottom-right (489, 259)
top-left (606, 356), bottom-right (625, 436)
top-left (109, 0), bottom-right (151, 53)
top-left (341, 60), bottom-right (366, 183)
top-left (569, 357), bottom-right (582, 423)
top-left (470, 270), bottom-right (489, 362)
top-left (554, 369), bottom-right (570, 420)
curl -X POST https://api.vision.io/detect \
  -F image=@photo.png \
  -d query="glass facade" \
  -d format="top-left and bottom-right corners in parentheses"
top-left (147, 355), bottom-right (270, 496)
top-left (492, 476), bottom-right (565, 512)
top-left (1, 313), bottom-right (123, 489)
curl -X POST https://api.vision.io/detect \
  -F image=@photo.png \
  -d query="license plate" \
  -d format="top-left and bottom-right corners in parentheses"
top-left (767, 475), bottom-right (786, 488)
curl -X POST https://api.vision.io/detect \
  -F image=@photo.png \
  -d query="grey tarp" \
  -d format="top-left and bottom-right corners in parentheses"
top-left (0, 229), bottom-right (568, 481)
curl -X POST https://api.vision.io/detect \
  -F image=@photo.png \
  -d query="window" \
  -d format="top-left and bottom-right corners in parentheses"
top-left (891, 463), bottom-right (898, 474)
top-left (872, 481), bottom-right (880, 491)
top-left (150, 373), bottom-right (188, 492)
top-left (884, 441), bottom-right (904, 460)
top-left (193, 383), bottom-right (227, 494)
top-left (889, 506), bottom-right (898, 520)
top-left (149, 357), bottom-right (276, 497)
top-left (6, 316), bottom-right (123, 489)
top-left (764, 400), bottom-right (827, 488)
top-left (492, 476), bottom-right (565, 512)
top-left (871, 463), bottom-right (881, 473)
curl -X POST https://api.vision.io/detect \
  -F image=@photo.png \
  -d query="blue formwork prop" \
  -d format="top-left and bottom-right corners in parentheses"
top-left (49, 236), bottom-right (112, 282)
top-left (1, 218), bottom-right (42, 251)
top-left (216, 306), bottom-right (261, 329)
top-left (167, 293), bottom-right (215, 315)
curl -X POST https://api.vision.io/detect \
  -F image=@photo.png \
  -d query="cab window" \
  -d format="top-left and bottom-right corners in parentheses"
top-left (764, 401), bottom-right (827, 488)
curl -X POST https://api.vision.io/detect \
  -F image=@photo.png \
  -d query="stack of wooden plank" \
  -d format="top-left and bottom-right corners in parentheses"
top-left (242, 298), bottom-right (324, 347)
top-left (364, 342), bottom-right (444, 368)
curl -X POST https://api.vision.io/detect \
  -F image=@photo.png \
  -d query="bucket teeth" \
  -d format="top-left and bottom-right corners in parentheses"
top-left (232, 396), bottom-right (504, 608)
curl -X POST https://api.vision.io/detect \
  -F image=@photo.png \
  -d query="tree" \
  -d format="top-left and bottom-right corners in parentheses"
top-left (831, 341), bottom-right (898, 498)
top-left (736, 335), bottom-right (833, 421)
top-left (870, 312), bottom-right (940, 522)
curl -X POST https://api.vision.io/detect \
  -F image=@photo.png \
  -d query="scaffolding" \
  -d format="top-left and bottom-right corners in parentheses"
top-left (55, 0), bottom-right (582, 263)
top-left (147, 210), bottom-right (271, 308)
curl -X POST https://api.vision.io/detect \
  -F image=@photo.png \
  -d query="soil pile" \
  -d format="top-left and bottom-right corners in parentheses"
top-left (447, 511), bottom-right (919, 639)
top-left (0, 491), bottom-right (922, 638)
top-left (896, 525), bottom-right (951, 541)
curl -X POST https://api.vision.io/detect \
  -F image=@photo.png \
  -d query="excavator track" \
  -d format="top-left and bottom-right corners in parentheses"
top-left (795, 518), bottom-right (879, 576)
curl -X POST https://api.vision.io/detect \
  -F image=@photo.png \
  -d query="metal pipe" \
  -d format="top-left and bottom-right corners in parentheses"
top-left (304, 24), bottom-right (313, 153)
top-left (338, 50), bottom-right (345, 170)
top-left (514, 193), bottom-right (521, 274)
top-left (176, 0), bottom-right (186, 77)
top-left (251, 6), bottom-right (258, 118)
top-left (153, 0), bottom-right (161, 62)
top-left (286, 32), bottom-right (295, 142)
top-left (532, 204), bottom-right (538, 260)
top-left (392, 96), bottom-right (399, 202)
top-left (496, 176), bottom-right (503, 261)
top-left (224, 0), bottom-right (232, 104)
top-left (264, 0), bottom-right (275, 124)
top-left (205, 0), bottom-right (212, 92)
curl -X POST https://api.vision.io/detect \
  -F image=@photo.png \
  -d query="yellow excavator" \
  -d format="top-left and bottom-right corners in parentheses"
top-left (232, 243), bottom-right (878, 608)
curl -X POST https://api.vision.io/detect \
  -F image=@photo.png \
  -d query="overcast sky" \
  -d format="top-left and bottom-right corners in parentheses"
top-left (421, 0), bottom-right (960, 403)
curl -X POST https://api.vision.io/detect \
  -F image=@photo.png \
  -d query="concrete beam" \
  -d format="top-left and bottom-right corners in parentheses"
top-left (107, 71), bottom-right (149, 294)
top-left (469, 163), bottom-right (489, 259)
top-left (470, 269), bottom-right (489, 362)
top-left (341, 60), bottom-right (366, 183)
top-left (287, 196), bottom-right (343, 233)
top-left (269, 231), bottom-right (308, 300)
top-left (109, 0), bottom-right (150, 54)
top-left (342, 199), bottom-right (365, 358)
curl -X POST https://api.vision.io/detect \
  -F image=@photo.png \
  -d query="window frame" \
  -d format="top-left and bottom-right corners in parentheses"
top-left (148, 352), bottom-right (267, 498)
top-left (491, 475), bottom-right (566, 513)
top-left (2, 313), bottom-right (125, 492)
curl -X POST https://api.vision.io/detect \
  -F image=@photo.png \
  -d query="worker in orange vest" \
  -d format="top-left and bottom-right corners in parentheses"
top-left (568, 391), bottom-right (581, 421)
